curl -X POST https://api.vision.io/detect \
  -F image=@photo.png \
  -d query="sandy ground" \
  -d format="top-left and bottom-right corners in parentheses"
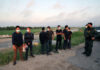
top-left (0, 39), bottom-right (100, 70)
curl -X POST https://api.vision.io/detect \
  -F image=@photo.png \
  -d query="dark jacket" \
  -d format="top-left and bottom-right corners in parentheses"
top-left (12, 32), bottom-right (23, 47)
top-left (39, 31), bottom-right (47, 44)
top-left (24, 32), bottom-right (34, 44)
top-left (46, 30), bottom-right (54, 40)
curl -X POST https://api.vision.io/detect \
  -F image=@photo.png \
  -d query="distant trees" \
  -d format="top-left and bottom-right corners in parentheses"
top-left (0, 26), bottom-right (42, 30)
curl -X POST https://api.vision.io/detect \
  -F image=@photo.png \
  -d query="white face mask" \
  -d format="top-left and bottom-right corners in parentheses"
top-left (58, 27), bottom-right (61, 30)
top-left (48, 29), bottom-right (50, 31)
top-left (16, 30), bottom-right (20, 32)
top-left (27, 30), bottom-right (30, 32)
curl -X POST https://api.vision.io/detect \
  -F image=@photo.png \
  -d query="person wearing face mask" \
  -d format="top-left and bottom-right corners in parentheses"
top-left (12, 26), bottom-right (24, 65)
top-left (24, 27), bottom-right (34, 60)
top-left (83, 22), bottom-right (97, 57)
top-left (46, 26), bottom-right (54, 55)
top-left (55, 25), bottom-right (63, 53)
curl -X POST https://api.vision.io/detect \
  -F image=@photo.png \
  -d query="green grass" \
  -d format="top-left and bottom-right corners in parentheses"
top-left (0, 30), bottom-right (84, 66)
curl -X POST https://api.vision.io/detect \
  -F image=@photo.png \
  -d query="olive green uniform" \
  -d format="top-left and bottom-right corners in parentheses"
top-left (84, 27), bottom-right (97, 56)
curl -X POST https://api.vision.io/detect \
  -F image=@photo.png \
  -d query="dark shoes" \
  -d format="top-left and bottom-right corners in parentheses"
top-left (13, 61), bottom-right (16, 65)
top-left (82, 52), bottom-right (86, 54)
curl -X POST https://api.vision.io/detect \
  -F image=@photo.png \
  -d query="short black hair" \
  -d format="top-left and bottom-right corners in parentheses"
top-left (16, 26), bottom-right (20, 29)
top-left (47, 26), bottom-right (51, 29)
top-left (58, 25), bottom-right (60, 27)
top-left (88, 22), bottom-right (93, 25)
top-left (68, 27), bottom-right (70, 29)
top-left (42, 27), bottom-right (45, 30)
top-left (65, 25), bottom-right (68, 28)
top-left (27, 27), bottom-right (31, 29)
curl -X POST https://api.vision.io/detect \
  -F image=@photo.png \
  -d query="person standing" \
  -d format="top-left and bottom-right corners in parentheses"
top-left (39, 27), bottom-right (47, 54)
top-left (24, 27), bottom-right (34, 60)
top-left (84, 22), bottom-right (97, 56)
top-left (12, 26), bottom-right (24, 65)
top-left (63, 25), bottom-right (69, 50)
top-left (46, 26), bottom-right (54, 54)
top-left (67, 27), bottom-right (72, 49)
top-left (55, 25), bottom-right (63, 52)
top-left (82, 24), bottom-right (88, 54)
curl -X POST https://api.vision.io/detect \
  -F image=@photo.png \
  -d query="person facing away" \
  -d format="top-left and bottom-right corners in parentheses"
top-left (24, 27), bottom-right (34, 60)
top-left (39, 27), bottom-right (48, 54)
top-left (63, 25), bottom-right (69, 50)
top-left (83, 22), bottom-right (97, 57)
top-left (46, 26), bottom-right (54, 54)
top-left (12, 26), bottom-right (24, 65)
top-left (55, 25), bottom-right (63, 52)
top-left (67, 27), bottom-right (72, 49)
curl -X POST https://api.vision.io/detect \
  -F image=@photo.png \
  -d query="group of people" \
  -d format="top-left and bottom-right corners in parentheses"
top-left (12, 25), bottom-right (72, 65)
top-left (12, 22), bottom-right (97, 66)
top-left (39, 25), bottom-right (72, 55)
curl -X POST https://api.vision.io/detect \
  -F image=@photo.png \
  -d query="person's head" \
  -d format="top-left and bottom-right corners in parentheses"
top-left (57, 25), bottom-right (61, 30)
top-left (47, 26), bottom-right (51, 31)
top-left (68, 27), bottom-right (71, 31)
top-left (88, 22), bottom-right (93, 28)
top-left (65, 25), bottom-right (68, 30)
top-left (27, 27), bottom-right (31, 32)
top-left (16, 26), bottom-right (20, 33)
top-left (42, 27), bottom-right (45, 31)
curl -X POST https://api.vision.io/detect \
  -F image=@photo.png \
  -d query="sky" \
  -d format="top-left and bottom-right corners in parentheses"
top-left (0, 0), bottom-right (100, 27)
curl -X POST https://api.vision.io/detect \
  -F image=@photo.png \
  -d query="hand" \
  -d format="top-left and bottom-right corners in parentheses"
top-left (92, 37), bottom-right (95, 40)
top-left (64, 37), bottom-right (66, 40)
top-left (28, 42), bottom-right (30, 45)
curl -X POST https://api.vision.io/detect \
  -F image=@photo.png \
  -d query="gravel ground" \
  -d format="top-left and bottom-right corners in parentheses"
top-left (0, 39), bottom-right (100, 70)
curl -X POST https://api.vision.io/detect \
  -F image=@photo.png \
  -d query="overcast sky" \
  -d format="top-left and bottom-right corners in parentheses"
top-left (0, 0), bottom-right (100, 27)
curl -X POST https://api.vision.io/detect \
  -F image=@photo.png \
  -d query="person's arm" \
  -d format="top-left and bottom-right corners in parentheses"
top-left (52, 31), bottom-right (54, 40)
top-left (12, 33), bottom-right (15, 45)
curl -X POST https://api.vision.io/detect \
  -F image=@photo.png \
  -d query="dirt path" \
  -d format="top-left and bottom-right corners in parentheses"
top-left (0, 41), bottom-right (100, 70)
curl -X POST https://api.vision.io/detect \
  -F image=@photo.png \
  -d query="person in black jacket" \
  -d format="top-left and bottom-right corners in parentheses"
top-left (46, 26), bottom-right (54, 54)
top-left (63, 25), bottom-right (69, 50)
top-left (24, 27), bottom-right (34, 60)
top-left (39, 27), bottom-right (47, 54)
top-left (12, 26), bottom-right (24, 65)
top-left (67, 27), bottom-right (72, 49)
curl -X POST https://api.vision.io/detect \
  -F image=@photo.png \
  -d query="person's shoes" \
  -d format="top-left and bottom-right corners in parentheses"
top-left (82, 52), bottom-right (86, 54)
top-left (31, 55), bottom-right (35, 57)
top-left (13, 61), bottom-right (16, 65)
top-left (47, 53), bottom-right (52, 56)
top-left (55, 51), bottom-right (59, 53)
top-left (86, 54), bottom-right (91, 57)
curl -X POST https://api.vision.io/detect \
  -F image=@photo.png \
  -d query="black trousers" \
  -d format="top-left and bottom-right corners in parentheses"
top-left (56, 39), bottom-right (62, 51)
top-left (63, 40), bottom-right (68, 50)
top-left (41, 43), bottom-right (46, 54)
top-left (67, 39), bottom-right (71, 49)
top-left (25, 42), bottom-right (33, 60)
top-left (85, 40), bottom-right (93, 56)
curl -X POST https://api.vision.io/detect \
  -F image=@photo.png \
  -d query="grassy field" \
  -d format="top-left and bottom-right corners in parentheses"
top-left (0, 29), bottom-right (41, 35)
top-left (0, 29), bottom-right (84, 66)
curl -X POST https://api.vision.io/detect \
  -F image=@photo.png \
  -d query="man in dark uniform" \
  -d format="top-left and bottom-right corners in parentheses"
top-left (63, 25), bottom-right (69, 50)
top-left (12, 26), bottom-right (24, 65)
top-left (82, 24), bottom-right (88, 54)
top-left (55, 25), bottom-right (63, 52)
top-left (24, 27), bottom-right (34, 60)
top-left (39, 27), bottom-right (47, 54)
top-left (67, 27), bottom-right (72, 49)
top-left (84, 22), bottom-right (97, 56)
top-left (46, 26), bottom-right (54, 54)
